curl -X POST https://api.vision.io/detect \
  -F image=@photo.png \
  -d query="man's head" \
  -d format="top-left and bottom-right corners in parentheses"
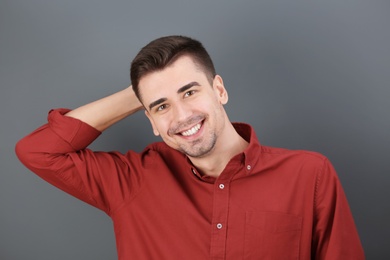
top-left (131, 35), bottom-right (231, 160)
top-left (130, 35), bottom-right (216, 102)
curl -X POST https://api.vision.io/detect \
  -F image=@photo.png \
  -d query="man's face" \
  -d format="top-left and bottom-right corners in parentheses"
top-left (139, 55), bottom-right (228, 158)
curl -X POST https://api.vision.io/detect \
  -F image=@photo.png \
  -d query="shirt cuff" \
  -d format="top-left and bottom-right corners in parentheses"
top-left (48, 108), bottom-right (101, 150)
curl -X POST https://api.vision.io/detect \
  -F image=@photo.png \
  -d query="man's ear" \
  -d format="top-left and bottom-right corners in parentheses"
top-left (145, 110), bottom-right (160, 136)
top-left (213, 75), bottom-right (228, 105)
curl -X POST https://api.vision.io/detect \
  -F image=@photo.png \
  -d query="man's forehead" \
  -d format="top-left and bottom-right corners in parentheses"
top-left (141, 55), bottom-right (202, 81)
top-left (138, 57), bottom-right (206, 98)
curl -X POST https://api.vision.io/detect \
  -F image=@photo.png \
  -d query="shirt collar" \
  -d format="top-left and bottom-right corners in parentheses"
top-left (232, 122), bottom-right (262, 174)
top-left (186, 122), bottom-right (262, 181)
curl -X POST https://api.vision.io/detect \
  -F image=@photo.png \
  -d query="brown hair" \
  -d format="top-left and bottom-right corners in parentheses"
top-left (130, 35), bottom-right (216, 100)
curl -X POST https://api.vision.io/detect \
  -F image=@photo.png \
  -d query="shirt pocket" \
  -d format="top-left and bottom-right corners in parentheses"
top-left (243, 211), bottom-right (302, 260)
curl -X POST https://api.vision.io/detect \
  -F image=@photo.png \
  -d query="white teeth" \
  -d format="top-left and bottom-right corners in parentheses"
top-left (181, 123), bottom-right (201, 136)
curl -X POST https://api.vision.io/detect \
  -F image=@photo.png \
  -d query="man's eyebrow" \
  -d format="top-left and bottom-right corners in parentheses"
top-left (148, 82), bottom-right (201, 111)
top-left (177, 81), bottom-right (201, 94)
top-left (149, 98), bottom-right (167, 111)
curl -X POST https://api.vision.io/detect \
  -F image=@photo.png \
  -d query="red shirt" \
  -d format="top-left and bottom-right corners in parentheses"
top-left (16, 109), bottom-right (364, 259)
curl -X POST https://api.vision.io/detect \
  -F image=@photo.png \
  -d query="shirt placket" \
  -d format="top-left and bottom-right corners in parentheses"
top-left (209, 173), bottom-right (232, 259)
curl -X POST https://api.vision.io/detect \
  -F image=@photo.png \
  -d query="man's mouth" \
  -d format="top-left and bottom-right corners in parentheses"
top-left (180, 122), bottom-right (202, 136)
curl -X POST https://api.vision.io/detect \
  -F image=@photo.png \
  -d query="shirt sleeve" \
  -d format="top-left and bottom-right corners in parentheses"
top-left (15, 108), bottom-right (143, 215)
top-left (312, 158), bottom-right (365, 259)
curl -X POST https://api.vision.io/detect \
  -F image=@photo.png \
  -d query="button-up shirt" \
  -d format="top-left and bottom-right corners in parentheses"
top-left (16, 109), bottom-right (365, 259)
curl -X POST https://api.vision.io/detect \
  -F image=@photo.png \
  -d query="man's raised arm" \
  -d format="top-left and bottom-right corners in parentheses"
top-left (66, 86), bottom-right (143, 132)
top-left (15, 86), bottom-right (145, 211)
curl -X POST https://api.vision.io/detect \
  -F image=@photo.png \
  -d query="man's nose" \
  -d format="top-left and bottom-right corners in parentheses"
top-left (172, 103), bottom-right (191, 122)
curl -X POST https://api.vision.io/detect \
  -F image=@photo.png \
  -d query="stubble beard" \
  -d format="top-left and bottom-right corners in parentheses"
top-left (168, 113), bottom-right (216, 158)
top-left (168, 112), bottom-right (222, 158)
top-left (178, 131), bottom-right (217, 158)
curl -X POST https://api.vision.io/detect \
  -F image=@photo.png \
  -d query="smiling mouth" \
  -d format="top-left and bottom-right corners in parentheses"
top-left (180, 122), bottom-right (202, 136)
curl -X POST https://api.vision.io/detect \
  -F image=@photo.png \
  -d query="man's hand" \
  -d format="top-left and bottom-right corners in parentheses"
top-left (66, 86), bottom-right (144, 131)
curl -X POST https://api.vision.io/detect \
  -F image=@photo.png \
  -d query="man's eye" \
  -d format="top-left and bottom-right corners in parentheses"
top-left (157, 104), bottom-right (167, 111)
top-left (184, 90), bottom-right (195, 97)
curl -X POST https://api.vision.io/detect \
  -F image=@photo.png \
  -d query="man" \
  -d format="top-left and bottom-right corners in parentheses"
top-left (16, 35), bottom-right (364, 259)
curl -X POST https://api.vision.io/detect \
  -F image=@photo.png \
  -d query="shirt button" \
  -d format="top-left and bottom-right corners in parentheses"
top-left (219, 184), bottom-right (225, 189)
top-left (216, 223), bottom-right (223, 229)
top-left (247, 165), bottom-right (251, 170)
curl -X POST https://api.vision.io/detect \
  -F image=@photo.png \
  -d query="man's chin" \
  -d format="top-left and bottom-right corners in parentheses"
top-left (182, 144), bottom-right (216, 159)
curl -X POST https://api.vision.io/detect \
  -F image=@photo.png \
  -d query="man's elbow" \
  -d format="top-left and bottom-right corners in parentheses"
top-left (15, 136), bottom-right (54, 173)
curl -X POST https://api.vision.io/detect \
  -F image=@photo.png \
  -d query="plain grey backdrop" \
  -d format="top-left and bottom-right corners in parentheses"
top-left (1, 0), bottom-right (389, 259)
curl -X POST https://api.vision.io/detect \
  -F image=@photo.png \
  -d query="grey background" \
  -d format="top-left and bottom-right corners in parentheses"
top-left (1, 0), bottom-right (389, 259)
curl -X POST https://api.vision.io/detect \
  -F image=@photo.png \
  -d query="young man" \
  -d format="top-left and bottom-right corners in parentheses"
top-left (16, 36), bottom-right (364, 259)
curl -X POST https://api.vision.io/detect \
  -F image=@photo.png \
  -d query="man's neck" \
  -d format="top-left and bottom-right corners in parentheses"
top-left (188, 123), bottom-right (248, 178)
